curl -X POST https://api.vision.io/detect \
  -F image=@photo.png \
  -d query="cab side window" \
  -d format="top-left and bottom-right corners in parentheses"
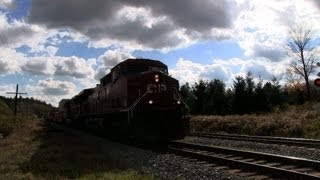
top-left (112, 66), bottom-right (121, 82)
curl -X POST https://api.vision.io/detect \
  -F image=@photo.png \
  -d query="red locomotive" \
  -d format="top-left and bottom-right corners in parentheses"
top-left (57, 58), bottom-right (189, 141)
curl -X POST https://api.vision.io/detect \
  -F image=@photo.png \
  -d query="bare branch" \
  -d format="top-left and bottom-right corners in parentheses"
top-left (285, 24), bottom-right (319, 97)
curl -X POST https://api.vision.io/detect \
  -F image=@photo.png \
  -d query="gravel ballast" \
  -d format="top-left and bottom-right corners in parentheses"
top-left (54, 123), bottom-right (320, 179)
top-left (83, 138), bottom-right (245, 179)
top-left (64, 126), bottom-right (246, 180)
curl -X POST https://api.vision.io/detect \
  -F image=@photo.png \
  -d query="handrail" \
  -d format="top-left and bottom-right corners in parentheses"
top-left (173, 87), bottom-right (190, 112)
top-left (129, 90), bottom-right (149, 118)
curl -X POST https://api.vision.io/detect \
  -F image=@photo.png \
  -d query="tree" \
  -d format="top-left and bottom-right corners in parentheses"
top-left (254, 78), bottom-right (269, 112)
top-left (205, 79), bottom-right (227, 115)
top-left (286, 25), bottom-right (318, 98)
top-left (245, 72), bottom-right (255, 113)
top-left (232, 76), bottom-right (247, 114)
top-left (180, 83), bottom-right (195, 111)
top-left (192, 80), bottom-right (208, 114)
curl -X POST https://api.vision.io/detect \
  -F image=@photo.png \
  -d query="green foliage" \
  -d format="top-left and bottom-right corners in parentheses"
top-left (232, 76), bottom-right (248, 114)
top-left (180, 83), bottom-right (195, 113)
top-left (0, 96), bottom-right (55, 136)
top-left (180, 73), bottom-right (290, 115)
top-left (204, 79), bottom-right (229, 115)
top-left (192, 80), bottom-right (208, 114)
top-left (0, 96), bottom-right (54, 118)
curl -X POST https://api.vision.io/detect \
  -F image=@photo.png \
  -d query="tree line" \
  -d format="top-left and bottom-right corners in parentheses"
top-left (0, 96), bottom-right (54, 118)
top-left (180, 73), bottom-right (319, 115)
top-left (180, 24), bottom-right (320, 116)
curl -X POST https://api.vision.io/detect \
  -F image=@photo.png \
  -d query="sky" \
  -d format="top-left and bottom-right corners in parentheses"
top-left (0, 0), bottom-right (320, 106)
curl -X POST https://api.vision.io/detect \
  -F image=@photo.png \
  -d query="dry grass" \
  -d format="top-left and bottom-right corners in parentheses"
top-left (0, 119), bottom-right (154, 179)
top-left (190, 102), bottom-right (320, 139)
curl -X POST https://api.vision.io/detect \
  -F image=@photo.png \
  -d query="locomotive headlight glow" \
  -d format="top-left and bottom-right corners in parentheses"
top-left (148, 100), bottom-right (153, 104)
top-left (177, 100), bottom-right (181, 104)
top-left (155, 74), bottom-right (159, 82)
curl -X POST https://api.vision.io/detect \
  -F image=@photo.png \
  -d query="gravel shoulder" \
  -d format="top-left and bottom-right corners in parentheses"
top-left (70, 128), bottom-right (247, 180)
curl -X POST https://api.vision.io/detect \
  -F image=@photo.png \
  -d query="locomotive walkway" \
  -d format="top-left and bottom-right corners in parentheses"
top-left (168, 141), bottom-right (320, 179)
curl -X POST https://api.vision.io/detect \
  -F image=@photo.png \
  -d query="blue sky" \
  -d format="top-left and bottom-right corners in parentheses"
top-left (0, 0), bottom-right (320, 106)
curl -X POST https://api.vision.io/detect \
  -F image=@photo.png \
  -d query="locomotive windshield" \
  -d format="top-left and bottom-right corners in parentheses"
top-left (149, 66), bottom-right (168, 74)
top-left (101, 59), bottom-right (169, 85)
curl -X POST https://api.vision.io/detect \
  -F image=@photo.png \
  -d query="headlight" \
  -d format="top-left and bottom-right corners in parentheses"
top-left (177, 100), bottom-right (181, 104)
top-left (148, 100), bottom-right (153, 104)
top-left (155, 74), bottom-right (159, 82)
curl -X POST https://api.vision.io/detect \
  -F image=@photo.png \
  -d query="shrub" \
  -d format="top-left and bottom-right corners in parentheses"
top-left (190, 103), bottom-right (320, 139)
top-left (0, 100), bottom-right (26, 136)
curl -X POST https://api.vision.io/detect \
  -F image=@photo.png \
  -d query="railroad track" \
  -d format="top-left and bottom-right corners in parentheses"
top-left (190, 132), bottom-right (320, 149)
top-left (168, 141), bottom-right (320, 179)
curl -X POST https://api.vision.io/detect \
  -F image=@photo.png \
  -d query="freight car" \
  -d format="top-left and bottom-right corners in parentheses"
top-left (57, 58), bottom-right (189, 141)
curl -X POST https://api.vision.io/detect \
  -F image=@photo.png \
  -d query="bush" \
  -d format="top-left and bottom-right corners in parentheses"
top-left (190, 103), bottom-right (320, 139)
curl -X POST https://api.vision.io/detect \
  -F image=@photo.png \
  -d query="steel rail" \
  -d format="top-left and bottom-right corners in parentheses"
top-left (168, 141), bottom-right (320, 179)
top-left (190, 132), bottom-right (320, 148)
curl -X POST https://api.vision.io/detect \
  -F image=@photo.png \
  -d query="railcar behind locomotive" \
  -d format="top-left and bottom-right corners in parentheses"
top-left (57, 58), bottom-right (189, 141)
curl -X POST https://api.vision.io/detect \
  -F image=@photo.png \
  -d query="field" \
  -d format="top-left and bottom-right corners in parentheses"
top-left (190, 102), bottom-right (320, 139)
top-left (0, 119), bottom-right (155, 179)
top-left (0, 101), bottom-right (153, 180)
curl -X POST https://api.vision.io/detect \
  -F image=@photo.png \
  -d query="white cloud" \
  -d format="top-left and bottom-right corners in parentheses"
top-left (0, 14), bottom-right (47, 49)
top-left (170, 57), bottom-right (289, 87)
top-left (54, 56), bottom-right (95, 79)
top-left (0, 80), bottom-right (77, 107)
top-left (19, 55), bottom-right (95, 80)
top-left (0, 47), bottom-right (24, 75)
top-left (31, 78), bottom-right (78, 106)
top-left (95, 49), bottom-right (134, 80)
top-left (22, 57), bottom-right (55, 75)
top-left (200, 65), bottom-right (231, 82)
top-left (232, 0), bottom-right (320, 61)
top-left (0, 0), bottom-right (14, 9)
top-left (38, 78), bottom-right (76, 96)
top-left (170, 58), bottom-right (204, 85)
top-left (98, 49), bottom-right (134, 68)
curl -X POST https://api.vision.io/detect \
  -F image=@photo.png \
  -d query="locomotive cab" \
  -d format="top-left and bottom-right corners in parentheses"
top-left (123, 61), bottom-right (188, 141)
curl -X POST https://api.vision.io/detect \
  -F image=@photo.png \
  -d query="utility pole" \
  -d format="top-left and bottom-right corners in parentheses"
top-left (6, 84), bottom-right (27, 116)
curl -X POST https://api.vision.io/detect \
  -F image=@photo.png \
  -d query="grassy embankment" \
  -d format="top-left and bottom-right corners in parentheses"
top-left (190, 102), bottom-right (320, 139)
top-left (0, 100), bottom-right (153, 180)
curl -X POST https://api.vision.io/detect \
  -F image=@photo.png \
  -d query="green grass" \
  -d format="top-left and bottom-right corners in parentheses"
top-left (0, 118), bottom-right (154, 179)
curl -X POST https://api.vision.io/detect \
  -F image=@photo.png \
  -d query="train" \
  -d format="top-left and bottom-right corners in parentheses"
top-left (51, 58), bottom-right (189, 141)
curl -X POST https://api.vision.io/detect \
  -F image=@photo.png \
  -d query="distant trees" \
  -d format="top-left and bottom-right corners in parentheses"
top-left (286, 25), bottom-right (319, 97)
top-left (0, 96), bottom-right (54, 118)
top-left (180, 74), bottom-right (287, 115)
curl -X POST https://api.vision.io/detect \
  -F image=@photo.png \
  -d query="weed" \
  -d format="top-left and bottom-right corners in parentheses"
top-left (190, 102), bottom-right (320, 139)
